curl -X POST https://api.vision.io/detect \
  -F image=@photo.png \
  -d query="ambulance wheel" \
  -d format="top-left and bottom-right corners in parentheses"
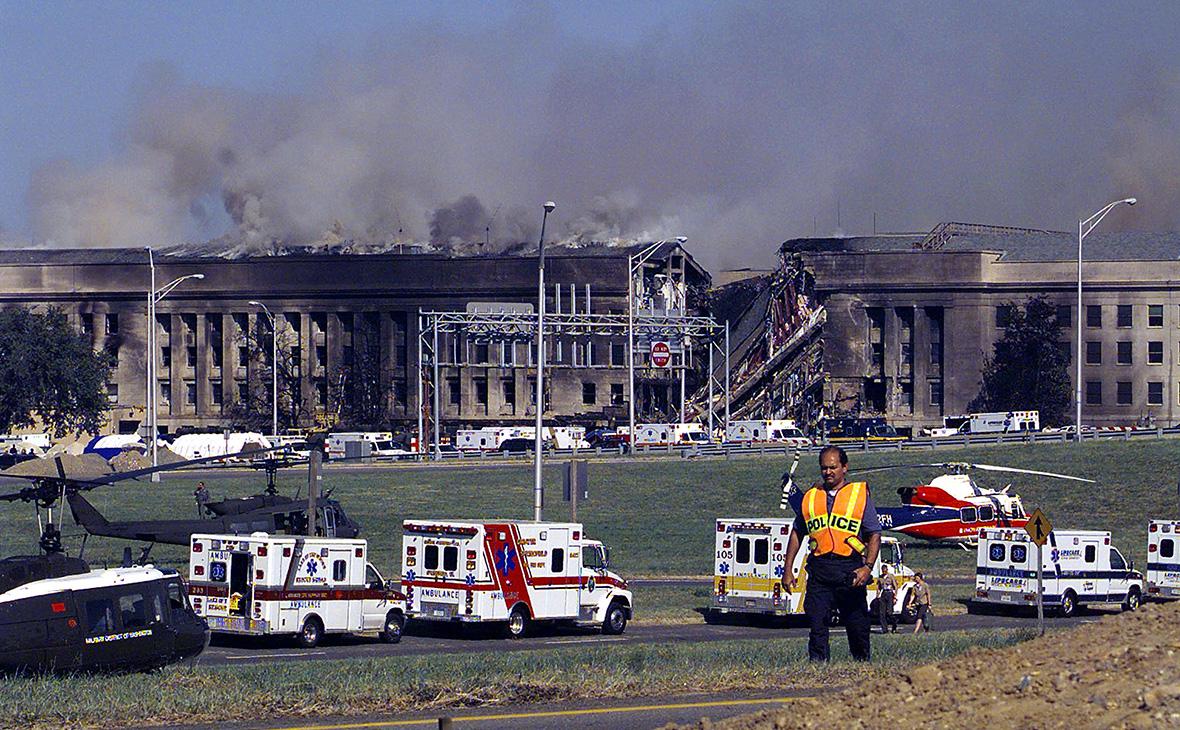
top-left (297, 617), bottom-right (323, 648)
top-left (505, 605), bottom-right (531, 639)
top-left (1058, 590), bottom-right (1077, 618)
top-left (1123, 587), bottom-right (1141, 613)
top-left (602, 601), bottom-right (628, 635)
top-left (380, 610), bottom-right (405, 643)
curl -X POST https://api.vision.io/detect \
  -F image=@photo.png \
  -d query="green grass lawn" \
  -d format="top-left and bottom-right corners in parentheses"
top-left (4, 438), bottom-right (1176, 583)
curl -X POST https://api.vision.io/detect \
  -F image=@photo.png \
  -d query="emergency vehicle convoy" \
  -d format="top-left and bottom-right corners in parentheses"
top-left (707, 518), bottom-right (918, 622)
top-left (1147, 520), bottom-right (1180, 600)
top-left (972, 528), bottom-right (1143, 617)
top-left (188, 533), bottom-right (406, 648)
top-left (401, 520), bottom-right (632, 637)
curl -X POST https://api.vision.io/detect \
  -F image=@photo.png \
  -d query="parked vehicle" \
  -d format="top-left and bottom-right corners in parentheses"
top-left (821, 417), bottom-right (904, 443)
top-left (325, 432), bottom-right (395, 460)
top-left (633, 423), bottom-right (711, 447)
top-left (725, 419), bottom-right (811, 447)
top-left (401, 520), bottom-right (631, 637)
top-left (707, 517), bottom-right (917, 622)
top-left (971, 528), bottom-right (1143, 616)
top-left (188, 533), bottom-right (406, 647)
top-left (1147, 520), bottom-right (1180, 600)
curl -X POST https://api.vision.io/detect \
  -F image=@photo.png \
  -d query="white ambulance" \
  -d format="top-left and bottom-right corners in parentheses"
top-left (401, 520), bottom-right (632, 637)
top-left (971, 527), bottom-right (1143, 616)
top-left (187, 533), bottom-right (407, 648)
top-left (707, 518), bottom-right (917, 622)
top-left (724, 419), bottom-right (811, 447)
top-left (633, 423), bottom-right (711, 447)
top-left (1147, 519), bottom-right (1180, 600)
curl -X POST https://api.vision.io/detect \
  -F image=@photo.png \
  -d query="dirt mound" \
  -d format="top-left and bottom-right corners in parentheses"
top-left (1, 453), bottom-right (114, 479)
top-left (694, 602), bottom-right (1180, 730)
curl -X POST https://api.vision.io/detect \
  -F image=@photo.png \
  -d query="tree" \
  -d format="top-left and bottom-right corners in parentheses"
top-left (969, 295), bottom-right (1071, 425)
top-left (0, 307), bottom-right (112, 437)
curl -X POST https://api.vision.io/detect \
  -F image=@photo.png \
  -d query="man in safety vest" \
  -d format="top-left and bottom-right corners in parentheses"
top-left (782, 445), bottom-right (882, 661)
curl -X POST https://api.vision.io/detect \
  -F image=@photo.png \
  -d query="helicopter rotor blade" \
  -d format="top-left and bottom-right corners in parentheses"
top-left (967, 463), bottom-right (1094, 482)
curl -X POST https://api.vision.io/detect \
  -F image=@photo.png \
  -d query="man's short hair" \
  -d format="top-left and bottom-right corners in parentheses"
top-left (819, 445), bottom-right (848, 465)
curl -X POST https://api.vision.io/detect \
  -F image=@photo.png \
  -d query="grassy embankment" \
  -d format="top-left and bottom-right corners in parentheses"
top-left (1, 438), bottom-right (1175, 621)
top-left (0, 629), bottom-right (1029, 729)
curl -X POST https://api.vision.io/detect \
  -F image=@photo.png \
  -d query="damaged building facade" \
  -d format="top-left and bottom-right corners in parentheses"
top-left (717, 226), bottom-right (1180, 432)
top-left (0, 243), bottom-right (709, 436)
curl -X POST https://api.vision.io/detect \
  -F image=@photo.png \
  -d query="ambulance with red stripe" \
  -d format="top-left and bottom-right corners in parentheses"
top-left (401, 521), bottom-right (632, 637)
top-left (188, 533), bottom-right (406, 648)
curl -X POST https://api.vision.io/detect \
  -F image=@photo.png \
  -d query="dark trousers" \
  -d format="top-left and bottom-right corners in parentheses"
top-left (878, 590), bottom-right (897, 632)
top-left (803, 556), bottom-right (871, 662)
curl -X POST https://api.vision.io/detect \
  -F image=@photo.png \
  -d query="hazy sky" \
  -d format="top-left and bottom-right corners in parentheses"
top-left (3, 1), bottom-right (1179, 271)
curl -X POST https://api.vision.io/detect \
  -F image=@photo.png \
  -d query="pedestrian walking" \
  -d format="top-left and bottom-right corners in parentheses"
top-left (912, 572), bottom-right (932, 634)
top-left (877, 564), bottom-right (898, 633)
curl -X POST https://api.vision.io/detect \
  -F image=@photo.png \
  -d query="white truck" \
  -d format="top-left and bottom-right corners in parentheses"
top-left (1147, 519), bottom-right (1180, 600)
top-left (724, 419), bottom-right (811, 447)
top-left (456, 426), bottom-right (589, 452)
top-left (633, 423), bottom-right (711, 447)
top-left (707, 518), bottom-right (917, 622)
top-left (326, 432), bottom-right (408, 459)
top-left (971, 527), bottom-right (1143, 617)
top-left (401, 520), bottom-right (632, 637)
top-left (187, 532), bottom-right (407, 647)
top-left (931, 411), bottom-right (1040, 437)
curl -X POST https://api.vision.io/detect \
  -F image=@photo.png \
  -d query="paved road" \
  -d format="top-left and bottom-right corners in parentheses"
top-left (198, 610), bottom-right (1099, 667)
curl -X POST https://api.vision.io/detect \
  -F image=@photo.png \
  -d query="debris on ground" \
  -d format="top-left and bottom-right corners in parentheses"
top-left (685, 601), bottom-right (1180, 729)
top-left (2, 453), bottom-right (113, 479)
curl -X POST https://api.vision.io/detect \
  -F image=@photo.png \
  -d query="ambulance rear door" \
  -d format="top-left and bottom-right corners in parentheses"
top-left (730, 526), bottom-right (773, 605)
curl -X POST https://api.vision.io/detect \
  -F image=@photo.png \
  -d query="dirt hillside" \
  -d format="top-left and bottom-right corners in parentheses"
top-left (691, 601), bottom-right (1180, 730)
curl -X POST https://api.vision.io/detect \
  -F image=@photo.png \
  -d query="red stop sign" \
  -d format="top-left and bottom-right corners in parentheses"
top-left (650, 341), bottom-right (672, 368)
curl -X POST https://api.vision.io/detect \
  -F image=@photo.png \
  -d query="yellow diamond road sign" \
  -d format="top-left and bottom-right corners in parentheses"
top-left (1025, 508), bottom-right (1052, 546)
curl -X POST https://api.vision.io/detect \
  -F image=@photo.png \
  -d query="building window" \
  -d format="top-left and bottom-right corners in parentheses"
top-left (238, 346), bottom-right (249, 367)
top-left (1058, 341), bottom-right (1071, 365)
top-left (211, 344), bottom-right (223, 368)
top-left (501, 342), bottom-right (515, 367)
top-left (211, 381), bottom-right (223, 408)
top-left (1117, 341), bottom-right (1132, 365)
top-left (1085, 381), bottom-right (1102, 405)
top-left (161, 346), bottom-right (172, 369)
top-left (186, 346), bottom-right (197, 367)
top-left (1055, 305), bottom-right (1071, 328)
top-left (315, 380), bottom-right (327, 407)
top-left (1149, 341), bottom-right (1164, 365)
top-left (927, 307), bottom-right (943, 367)
top-left (1085, 341), bottom-right (1102, 365)
top-left (611, 343), bottom-right (626, 366)
top-left (237, 381), bottom-right (248, 403)
top-left (315, 345), bottom-right (326, 367)
top-left (183, 382), bottom-right (195, 405)
top-left (447, 377), bottom-right (461, 406)
top-left (474, 343), bottom-right (489, 364)
top-left (105, 341), bottom-right (120, 367)
top-left (1149, 305), bottom-right (1164, 328)
top-left (80, 313), bottom-right (93, 335)
top-left (899, 382), bottom-right (913, 412)
top-left (474, 378), bottom-right (488, 406)
top-left (502, 379), bottom-right (515, 406)
top-left (1148, 381), bottom-right (1164, 406)
top-left (1116, 380), bottom-right (1132, 406)
top-left (1086, 305), bottom-right (1102, 328)
top-left (995, 305), bottom-right (1014, 329)
top-left (105, 312), bottom-right (119, 334)
top-left (582, 382), bottom-right (596, 405)
top-left (611, 383), bottom-right (624, 406)
top-left (1117, 305), bottom-right (1132, 328)
top-left (929, 380), bottom-right (943, 407)
top-left (107, 383), bottom-right (119, 404)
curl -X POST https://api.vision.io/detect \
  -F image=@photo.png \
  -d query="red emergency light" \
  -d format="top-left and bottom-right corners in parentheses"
top-left (51, 601), bottom-right (66, 613)
top-left (257, 545), bottom-right (267, 557)
top-left (192, 542), bottom-right (203, 553)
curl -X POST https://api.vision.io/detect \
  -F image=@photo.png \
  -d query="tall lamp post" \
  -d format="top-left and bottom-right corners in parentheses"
top-left (249, 301), bottom-right (279, 439)
top-left (1076, 197), bottom-right (1136, 443)
top-left (627, 240), bottom-right (670, 449)
top-left (534, 201), bottom-right (556, 521)
top-left (146, 248), bottom-right (204, 480)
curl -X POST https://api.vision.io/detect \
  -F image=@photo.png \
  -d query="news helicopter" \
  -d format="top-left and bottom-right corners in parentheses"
top-left (0, 456), bottom-right (214, 673)
top-left (858, 461), bottom-right (1093, 546)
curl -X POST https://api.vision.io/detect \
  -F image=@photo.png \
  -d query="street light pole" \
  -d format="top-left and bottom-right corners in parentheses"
top-left (146, 268), bottom-right (205, 480)
top-left (534, 201), bottom-right (556, 521)
top-left (626, 240), bottom-right (667, 448)
top-left (1075, 197), bottom-right (1136, 443)
top-left (249, 301), bottom-right (279, 439)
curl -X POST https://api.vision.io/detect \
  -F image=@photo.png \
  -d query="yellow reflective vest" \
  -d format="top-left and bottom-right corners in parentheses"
top-left (801, 482), bottom-right (868, 557)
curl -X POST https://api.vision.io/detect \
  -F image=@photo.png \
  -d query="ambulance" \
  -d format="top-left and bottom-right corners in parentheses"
top-left (401, 520), bottom-right (632, 637)
top-left (724, 419), bottom-right (811, 447)
top-left (633, 423), bottom-right (711, 447)
top-left (1147, 519), bottom-right (1180, 600)
top-left (971, 528), bottom-right (1143, 616)
top-left (187, 533), bottom-right (407, 648)
top-left (707, 518), bottom-right (917, 622)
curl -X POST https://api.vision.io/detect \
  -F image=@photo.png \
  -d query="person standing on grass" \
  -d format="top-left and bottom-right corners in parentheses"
top-left (877, 563), bottom-right (898, 634)
top-left (912, 572), bottom-right (932, 634)
top-left (782, 445), bottom-right (882, 662)
top-left (194, 481), bottom-right (211, 518)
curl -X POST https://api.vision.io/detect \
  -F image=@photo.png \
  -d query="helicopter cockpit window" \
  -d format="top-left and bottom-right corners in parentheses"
top-left (167, 581), bottom-right (189, 612)
top-left (85, 598), bottom-right (115, 636)
top-left (119, 592), bottom-right (151, 629)
top-left (1011, 545), bottom-right (1028, 564)
top-left (989, 544), bottom-right (1006, 562)
top-left (979, 505), bottom-right (995, 522)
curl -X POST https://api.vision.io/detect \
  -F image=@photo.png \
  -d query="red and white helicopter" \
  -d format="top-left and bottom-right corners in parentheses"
top-left (862, 462), bottom-right (1093, 547)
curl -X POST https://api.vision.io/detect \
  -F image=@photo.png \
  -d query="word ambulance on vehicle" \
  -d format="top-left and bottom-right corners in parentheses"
top-left (724, 420), bottom-right (811, 447)
top-left (707, 518), bottom-right (918, 622)
top-left (971, 528), bottom-right (1143, 617)
top-left (188, 533), bottom-right (406, 647)
top-left (1147, 519), bottom-right (1180, 599)
top-left (401, 520), bottom-right (631, 637)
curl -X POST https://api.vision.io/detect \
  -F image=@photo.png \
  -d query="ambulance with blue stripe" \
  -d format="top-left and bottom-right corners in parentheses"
top-left (1147, 519), bottom-right (1180, 600)
top-left (707, 518), bottom-right (918, 622)
top-left (400, 521), bottom-right (632, 638)
top-left (972, 528), bottom-right (1143, 616)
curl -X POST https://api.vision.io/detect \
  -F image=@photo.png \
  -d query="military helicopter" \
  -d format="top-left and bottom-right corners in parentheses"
top-left (0, 457), bottom-right (212, 673)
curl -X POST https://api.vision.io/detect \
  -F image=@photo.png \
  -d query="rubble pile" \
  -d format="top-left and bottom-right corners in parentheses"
top-left (700, 601), bottom-right (1180, 729)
